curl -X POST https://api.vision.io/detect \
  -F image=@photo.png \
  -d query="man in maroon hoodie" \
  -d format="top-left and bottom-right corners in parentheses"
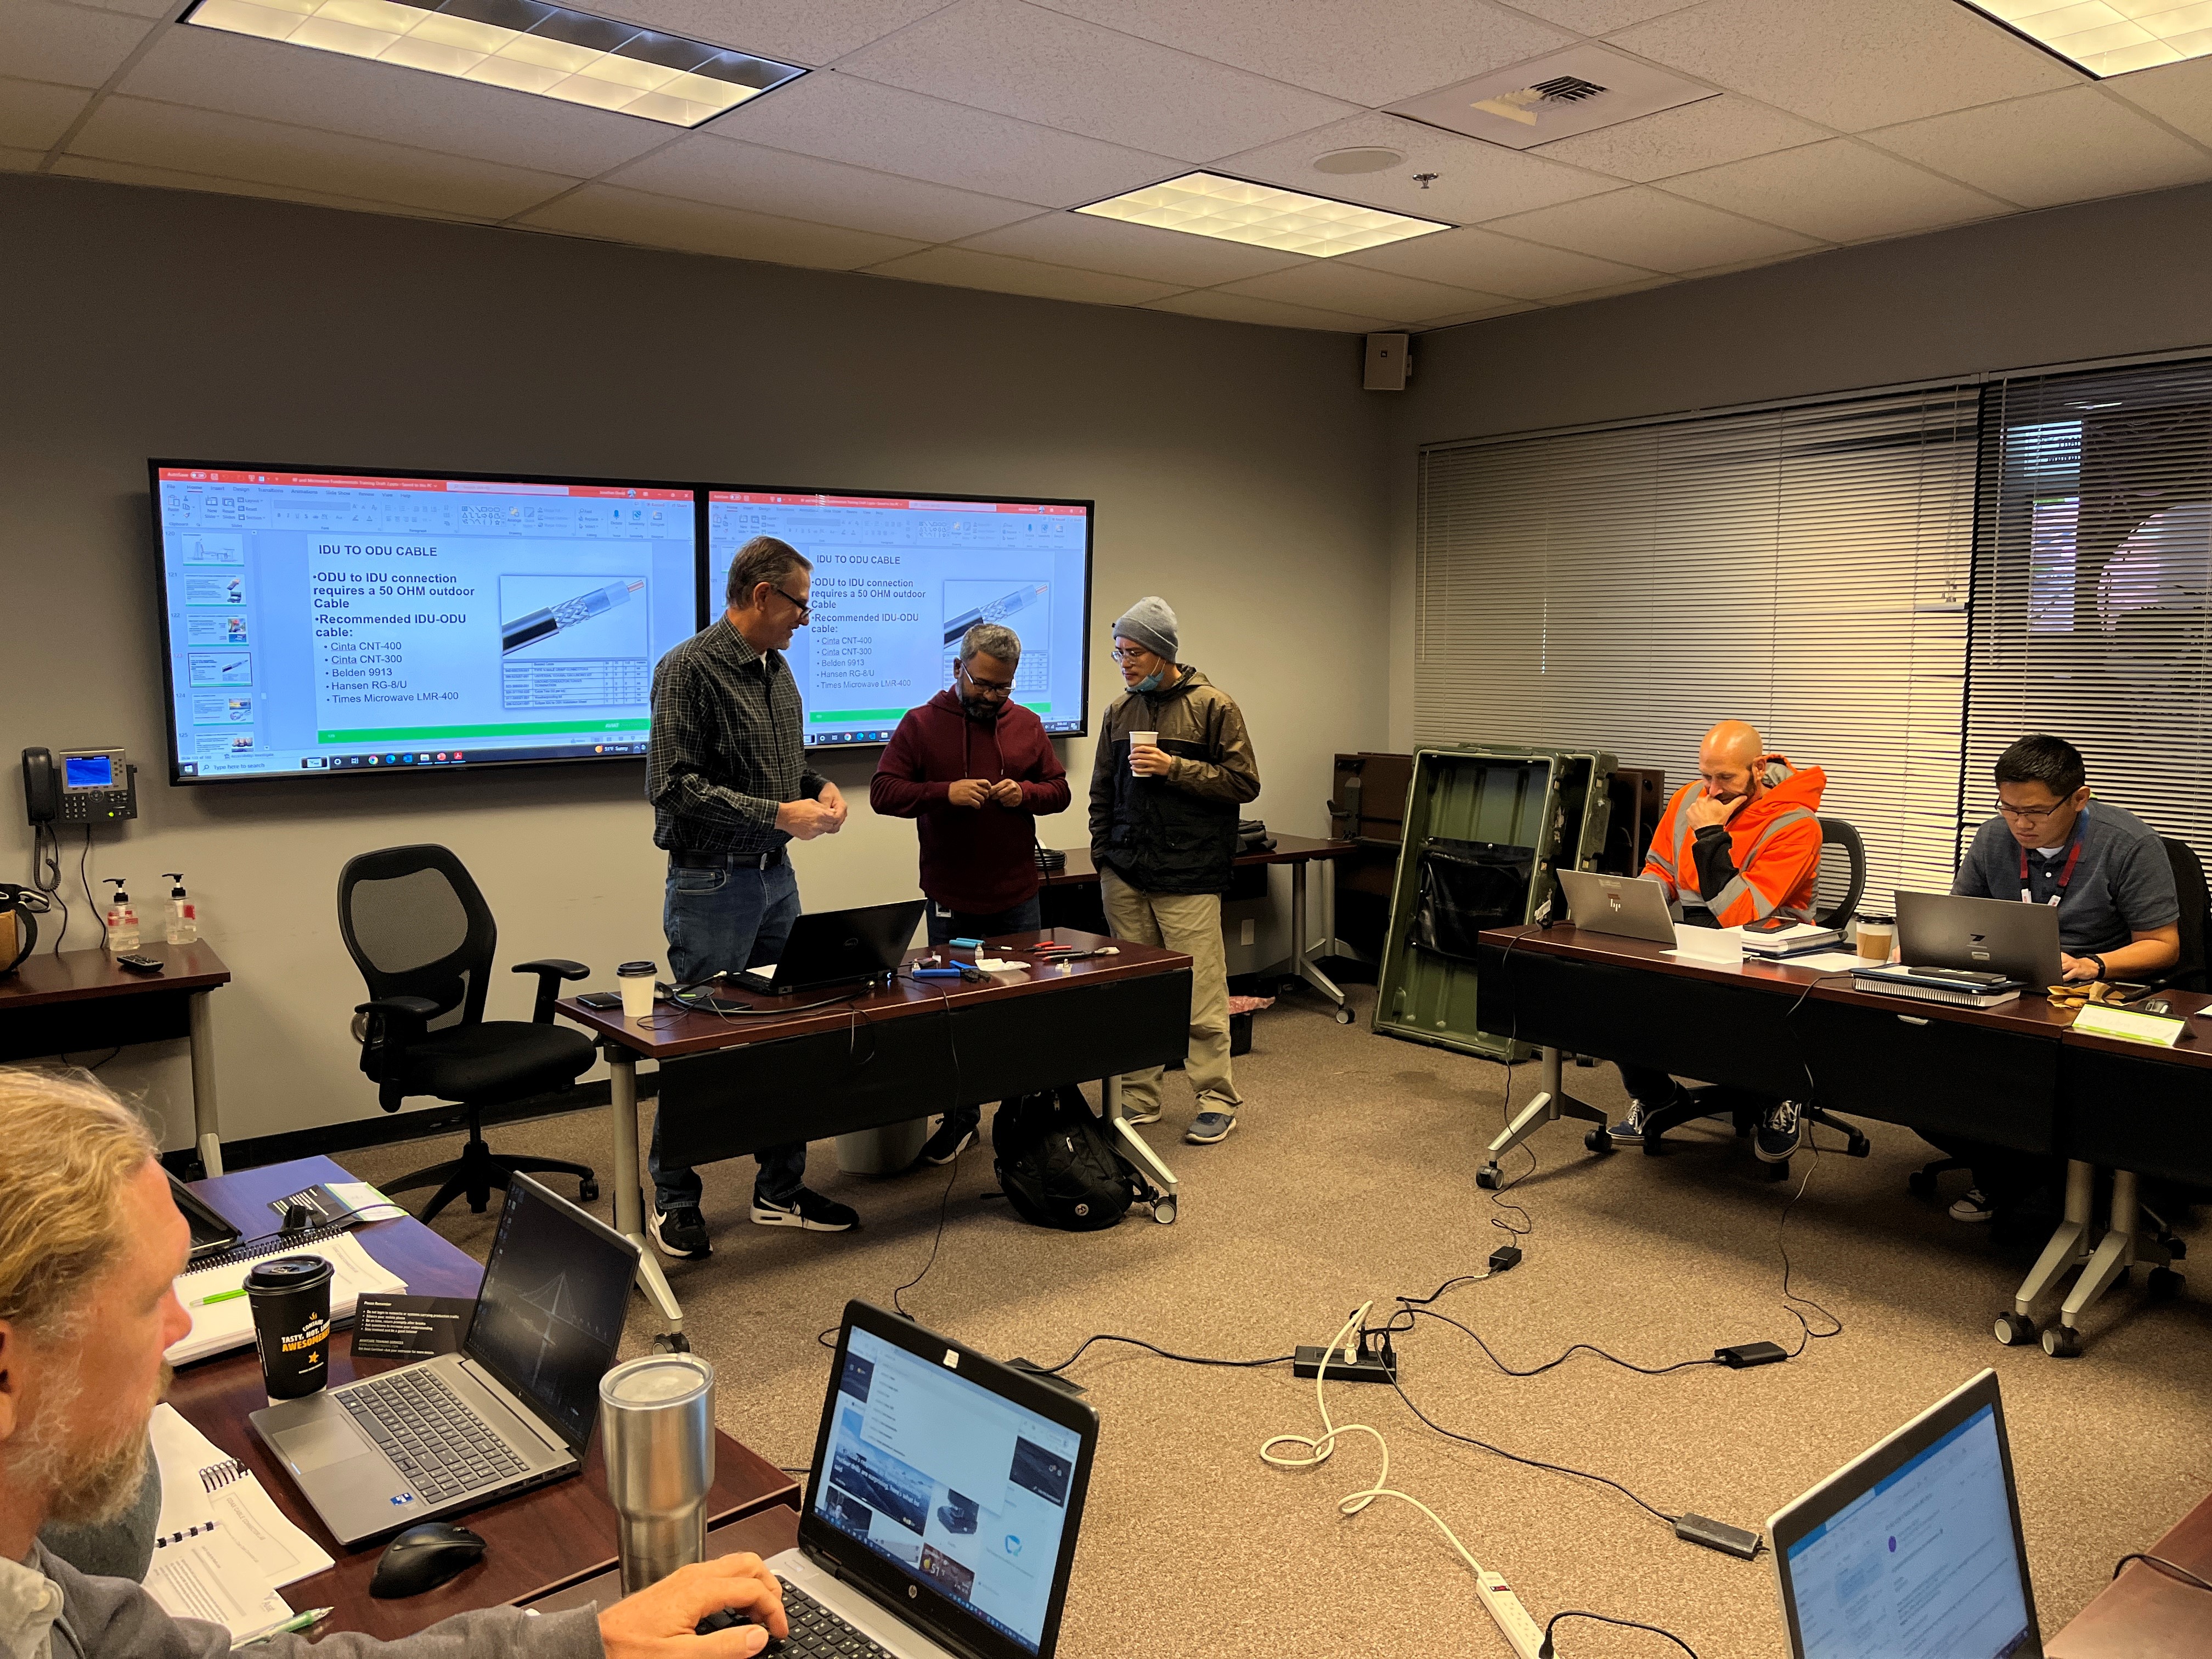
top-left (871, 623), bottom-right (1071, 1163)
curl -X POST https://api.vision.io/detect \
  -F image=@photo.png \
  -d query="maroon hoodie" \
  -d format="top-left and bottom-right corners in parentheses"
top-left (870, 690), bottom-right (1071, 913)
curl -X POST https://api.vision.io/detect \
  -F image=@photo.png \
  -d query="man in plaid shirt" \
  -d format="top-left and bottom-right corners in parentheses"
top-left (645, 535), bottom-right (853, 1257)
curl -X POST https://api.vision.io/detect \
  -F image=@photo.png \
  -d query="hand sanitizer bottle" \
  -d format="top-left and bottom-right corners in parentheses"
top-left (104, 878), bottom-right (140, 952)
top-left (164, 873), bottom-right (199, 944)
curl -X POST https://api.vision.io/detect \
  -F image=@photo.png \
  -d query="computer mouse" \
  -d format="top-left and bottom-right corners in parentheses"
top-left (370, 1522), bottom-right (488, 1599)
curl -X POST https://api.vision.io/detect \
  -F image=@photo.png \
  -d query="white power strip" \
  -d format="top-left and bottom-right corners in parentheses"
top-left (1479, 1570), bottom-right (1545, 1659)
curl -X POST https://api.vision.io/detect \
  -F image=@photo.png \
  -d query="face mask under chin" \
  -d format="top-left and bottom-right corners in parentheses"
top-left (1131, 670), bottom-right (1165, 695)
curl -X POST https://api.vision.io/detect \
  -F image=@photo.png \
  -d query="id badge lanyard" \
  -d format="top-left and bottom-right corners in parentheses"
top-left (2019, 814), bottom-right (2086, 906)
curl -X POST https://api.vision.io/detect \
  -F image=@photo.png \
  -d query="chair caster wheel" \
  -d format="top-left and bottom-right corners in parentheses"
top-left (1584, 1129), bottom-right (1612, 1154)
top-left (1908, 1171), bottom-right (1936, 1197)
top-left (578, 1179), bottom-right (599, 1202)
top-left (1476, 1166), bottom-right (1500, 1189)
top-left (2041, 1325), bottom-right (2081, 1358)
top-left (1994, 1311), bottom-right (2035, 1345)
top-left (1152, 1196), bottom-right (1177, 1225)
top-left (654, 1331), bottom-right (691, 1353)
top-left (1334, 1006), bottom-right (1355, 1025)
top-left (2148, 1266), bottom-right (2183, 1300)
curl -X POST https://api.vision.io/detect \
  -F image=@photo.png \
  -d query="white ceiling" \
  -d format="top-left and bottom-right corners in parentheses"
top-left (9, 0), bottom-right (2212, 333)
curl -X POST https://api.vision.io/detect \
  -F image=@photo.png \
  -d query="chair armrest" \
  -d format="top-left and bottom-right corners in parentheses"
top-left (513, 958), bottom-right (591, 1023)
top-left (354, 996), bottom-right (439, 1109)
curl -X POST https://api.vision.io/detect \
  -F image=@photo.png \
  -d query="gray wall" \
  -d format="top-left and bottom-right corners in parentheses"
top-left (1384, 179), bottom-right (2212, 748)
top-left (0, 172), bottom-right (1390, 1148)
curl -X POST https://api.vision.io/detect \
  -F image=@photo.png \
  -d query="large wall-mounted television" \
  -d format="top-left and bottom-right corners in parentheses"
top-left (151, 462), bottom-right (699, 783)
top-left (703, 488), bottom-right (1094, 749)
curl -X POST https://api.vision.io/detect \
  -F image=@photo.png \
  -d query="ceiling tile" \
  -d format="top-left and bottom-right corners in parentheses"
top-left (1507, 0), bottom-right (1705, 27)
top-left (67, 0), bottom-right (176, 15)
top-left (0, 1), bottom-right (160, 89)
top-left (1543, 271), bottom-right (1678, 302)
top-left (0, 76), bottom-right (89, 149)
top-left (1029, 0), bottom-right (1576, 109)
top-left (1607, 0), bottom-right (2081, 132)
top-left (581, 0), bottom-right (951, 68)
top-left (520, 183), bottom-right (929, 267)
top-left (955, 210), bottom-right (1309, 284)
top-left (863, 245), bottom-right (1187, 304)
top-left (1217, 111), bottom-right (1620, 225)
top-left (1217, 261), bottom-right (1516, 324)
top-left (1481, 183), bottom-right (1820, 270)
top-left (2105, 53), bottom-right (2212, 149)
top-left (1867, 85), bottom-right (2212, 208)
top-left (1417, 300), bottom-right (1544, 326)
top-left (1, 143), bottom-right (46, 170)
top-left (50, 153), bottom-right (481, 217)
top-left (837, 0), bottom-right (1358, 161)
top-left (608, 135), bottom-right (1040, 241)
top-left (67, 97), bottom-right (580, 217)
top-left (1144, 289), bottom-right (1395, 331)
top-left (721, 70), bottom-right (1181, 206)
top-left (116, 27), bottom-right (673, 178)
top-left (1531, 93), bottom-right (1829, 180)
top-left (1338, 224), bottom-right (1656, 296)
top-left (1660, 137), bottom-right (2012, 240)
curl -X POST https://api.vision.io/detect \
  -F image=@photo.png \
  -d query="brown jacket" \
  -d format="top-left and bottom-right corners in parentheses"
top-left (1089, 667), bottom-right (1260, 893)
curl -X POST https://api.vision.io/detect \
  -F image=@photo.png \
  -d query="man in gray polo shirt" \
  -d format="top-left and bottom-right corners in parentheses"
top-left (1936, 732), bottom-right (2180, 1221)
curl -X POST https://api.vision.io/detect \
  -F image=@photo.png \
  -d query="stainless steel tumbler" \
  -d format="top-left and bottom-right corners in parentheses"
top-left (599, 1353), bottom-right (716, 1595)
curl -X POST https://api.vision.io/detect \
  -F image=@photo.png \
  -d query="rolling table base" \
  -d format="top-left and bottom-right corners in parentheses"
top-left (1104, 1074), bottom-right (1178, 1224)
top-left (189, 988), bottom-right (225, 1177)
top-left (1999, 1161), bottom-right (2185, 1358)
top-left (1283, 859), bottom-right (1352, 1024)
top-left (1478, 1046), bottom-right (1612, 1189)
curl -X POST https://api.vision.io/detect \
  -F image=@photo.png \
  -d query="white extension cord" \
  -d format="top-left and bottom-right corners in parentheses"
top-left (1260, 1302), bottom-right (1545, 1659)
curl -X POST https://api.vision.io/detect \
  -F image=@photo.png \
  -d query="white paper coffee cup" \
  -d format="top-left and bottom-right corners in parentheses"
top-left (1130, 731), bottom-right (1156, 774)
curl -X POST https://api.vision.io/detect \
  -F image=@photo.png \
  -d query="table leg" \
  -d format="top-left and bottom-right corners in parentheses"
top-left (2008, 1160), bottom-right (2095, 1333)
top-left (1288, 861), bottom-right (1348, 1022)
top-left (1104, 1074), bottom-right (1178, 1218)
top-left (608, 1051), bottom-right (686, 1346)
top-left (2050, 1170), bottom-right (2142, 1354)
top-left (1478, 1047), bottom-right (1611, 1187)
top-left (187, 989), bottom-right (223, 1177)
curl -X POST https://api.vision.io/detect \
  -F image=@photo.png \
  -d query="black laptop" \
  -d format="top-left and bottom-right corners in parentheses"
top-left (733, 900), bottom-right (927, 995)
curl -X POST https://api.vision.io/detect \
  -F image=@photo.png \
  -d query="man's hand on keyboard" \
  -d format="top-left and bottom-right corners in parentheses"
top-left (599, 1553), bottom-right (790, 1657)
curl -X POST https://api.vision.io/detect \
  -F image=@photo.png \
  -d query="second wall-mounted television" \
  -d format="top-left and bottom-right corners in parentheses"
top-left (151, 462), bottom-right (699, 783)
top-left (704, 488), bottom-right (1094, 748)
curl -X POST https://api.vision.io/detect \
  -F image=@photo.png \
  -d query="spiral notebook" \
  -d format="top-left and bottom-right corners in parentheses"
top-left (166, 1230), bottom-right (408, 1366)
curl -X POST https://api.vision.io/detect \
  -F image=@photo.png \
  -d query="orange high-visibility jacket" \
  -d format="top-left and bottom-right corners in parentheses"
top-left (1641, 760), bottom-right (1827, 927)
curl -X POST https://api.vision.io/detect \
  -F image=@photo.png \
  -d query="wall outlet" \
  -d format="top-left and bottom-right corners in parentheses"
top-left (1240, 918), bottom-right (1255, 946)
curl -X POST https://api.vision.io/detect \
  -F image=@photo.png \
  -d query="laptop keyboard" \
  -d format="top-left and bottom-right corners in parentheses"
top-left (341, 1370), bottom-right (529, 1503)
top-left (696, 1578), bottom-right (894, 1657)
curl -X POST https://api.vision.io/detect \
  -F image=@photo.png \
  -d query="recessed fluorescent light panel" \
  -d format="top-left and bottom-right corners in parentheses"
top-left (1075, 172), bottom-right (1450, 258)
top-left (1959, 0), bottom-right (2212, 76)
top-left (182, 0), bottom-right (804, 126)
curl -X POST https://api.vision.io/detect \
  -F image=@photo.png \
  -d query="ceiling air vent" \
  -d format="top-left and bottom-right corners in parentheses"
top-left (1390, 45), bottom-right (1716, 149)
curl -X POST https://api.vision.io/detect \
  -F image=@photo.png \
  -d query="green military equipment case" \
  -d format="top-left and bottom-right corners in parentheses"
top-left (1372, 743), bottom-right (1617, 1059)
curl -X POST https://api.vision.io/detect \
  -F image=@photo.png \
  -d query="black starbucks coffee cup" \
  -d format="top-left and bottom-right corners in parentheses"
top-left (246, 1254), bottom-right (334, 1401)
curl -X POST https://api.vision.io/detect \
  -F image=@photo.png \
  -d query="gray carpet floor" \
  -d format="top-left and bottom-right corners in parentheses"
top-left (334, 986), bottom-right (2212, 1658)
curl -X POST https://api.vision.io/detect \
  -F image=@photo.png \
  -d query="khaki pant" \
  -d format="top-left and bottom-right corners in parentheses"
top-left (1101, 870), bottom-right (1242, 1118)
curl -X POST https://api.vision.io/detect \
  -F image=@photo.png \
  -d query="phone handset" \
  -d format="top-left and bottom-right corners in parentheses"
top-left (22, 749), bottom-right (57, 826)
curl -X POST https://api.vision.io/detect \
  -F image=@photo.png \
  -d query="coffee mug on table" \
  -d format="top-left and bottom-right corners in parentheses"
top-left (246, 1254), bottom-right (334, 1402)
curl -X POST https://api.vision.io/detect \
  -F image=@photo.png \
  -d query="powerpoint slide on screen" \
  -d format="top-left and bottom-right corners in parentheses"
top-left (154, 468), bottom-right (698, 780)
top-left (707, 490), bottom-right (1092, 748)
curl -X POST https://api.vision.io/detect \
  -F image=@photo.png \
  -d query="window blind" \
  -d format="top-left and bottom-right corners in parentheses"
top-left (1966, 355), bottom-right (2212, 871)
top-left (1414, 386), bottom-right (1980, 903)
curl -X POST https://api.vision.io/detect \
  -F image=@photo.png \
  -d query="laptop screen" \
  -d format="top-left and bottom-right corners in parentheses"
top-left (811, 1325), bottom-right (1084, 1655)
top-left (1781, 1401), bottom-right (2034, 1658)
top-left (465, 1176), bottom-right (635, 1451)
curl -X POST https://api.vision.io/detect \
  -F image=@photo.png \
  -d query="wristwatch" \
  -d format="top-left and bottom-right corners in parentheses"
top-left (2085, 953), bottom-right (2107, 981)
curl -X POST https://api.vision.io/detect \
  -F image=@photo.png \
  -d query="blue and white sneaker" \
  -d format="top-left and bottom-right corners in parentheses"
top-left (1608, 1101), bottom-right (1651, 1145)
top-left (1185, 1111), bottom-right (1238, 1144)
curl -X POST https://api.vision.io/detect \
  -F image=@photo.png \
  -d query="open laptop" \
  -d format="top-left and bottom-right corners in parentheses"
top-left (1895, 890), bottom-right (2063, 987)
top-left (1770, 1369), bottom-right (2040, 1658)
top-left (733, 900), bottom-right (928, 995)
top-left (749, 1301), bottom-right (1099, 1659)
top-left (250, 1172), bottom-right (639, 1545)
top-left (1554, 869), bottom-right (1677, 945)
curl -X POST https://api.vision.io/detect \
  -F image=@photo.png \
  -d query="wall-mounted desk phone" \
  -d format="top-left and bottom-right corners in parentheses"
top-left (22, 747), bottom-right (138, 824)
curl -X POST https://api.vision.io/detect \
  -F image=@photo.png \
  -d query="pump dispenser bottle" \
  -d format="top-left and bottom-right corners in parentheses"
top-left (104, 879), bottom-right (140, 952)
top-left (164, 873), bottom-right (198, 943)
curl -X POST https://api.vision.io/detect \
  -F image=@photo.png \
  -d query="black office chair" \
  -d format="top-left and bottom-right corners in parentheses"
top-left (1812, 816), bottom-right (1867, 930)
top-left (340, 844), bottom-right (597, 1222)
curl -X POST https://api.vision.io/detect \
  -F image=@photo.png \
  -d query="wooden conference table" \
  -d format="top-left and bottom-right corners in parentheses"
top-left (1041, 834), bottom-right (1359, 1022)
top-left (558, 928), bottom-right (1193, 1351)
top-left (2047, 1484), bottom-right (2212, 1657)
top-left (166, 1155), bottom-right (798, 1640)
top-left (1472, 923), bottom-right (2212, 1354)
top-left (0, 939), bottom-right (230, 1173)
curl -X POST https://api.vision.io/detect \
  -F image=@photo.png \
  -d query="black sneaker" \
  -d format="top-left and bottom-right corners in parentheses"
top-left (917, 1119), bottom-right (975, 1166)
top-left (1754, 1099), bottom-right (1805, 1163)
top-left (751, 1187), bottom-right (859, 1231)
top-left (1950, 1187), bottom-right (1997, 1223)
top-left (650, 1204), bottom-right (710, 1259)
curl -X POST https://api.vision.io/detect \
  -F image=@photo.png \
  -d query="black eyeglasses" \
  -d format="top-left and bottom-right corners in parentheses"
top-left (961, 668), bottom-right (1016, 693)
top-left (772, 583), bottom-right (812, 620)
top-left (1995, 798), bottom-right (2067, 822)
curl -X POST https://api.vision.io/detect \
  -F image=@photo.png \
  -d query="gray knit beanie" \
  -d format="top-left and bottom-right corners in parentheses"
top-left (1113, 595), bottom-right (1178, 662)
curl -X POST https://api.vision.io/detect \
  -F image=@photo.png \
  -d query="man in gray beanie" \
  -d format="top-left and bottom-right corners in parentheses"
top-left (1090, 597), bottom-right (1260, 1143)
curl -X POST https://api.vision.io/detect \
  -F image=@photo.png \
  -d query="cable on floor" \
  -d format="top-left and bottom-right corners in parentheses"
top-left (1541, 1611), bottom-right (1701, 1656)
top-left (1025, 1333), bottom-right (1294, 1374)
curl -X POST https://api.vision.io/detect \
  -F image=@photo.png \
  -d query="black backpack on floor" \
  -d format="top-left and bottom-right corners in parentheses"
top-left (992, 1086), bottom-right (1158, 1232)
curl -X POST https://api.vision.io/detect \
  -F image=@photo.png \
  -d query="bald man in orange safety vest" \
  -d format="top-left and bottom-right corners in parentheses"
top-left (1612, 720), bottom-right (1829, 1160)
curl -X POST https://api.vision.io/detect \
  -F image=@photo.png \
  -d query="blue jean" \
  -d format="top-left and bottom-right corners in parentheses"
top-left (926, 895), bottom-right (1042, 1132)
top-left (648, 855), bottom-right (807, 1210)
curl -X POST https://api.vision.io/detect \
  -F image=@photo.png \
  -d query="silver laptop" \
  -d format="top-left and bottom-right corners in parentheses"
top-left (1770, 1369), bottom-right (2040, 1658)
top-left (757, 1302), bottom-right (1098, 1659)
top-left (1896, 890), bottom-right (2063, 986)
top-left (251, 1172), bottom-right (639, 1545)
top-left (1555, 868), bottom-right (1677, 945)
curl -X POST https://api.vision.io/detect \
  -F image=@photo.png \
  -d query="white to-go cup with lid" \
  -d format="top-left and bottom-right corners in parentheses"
top-left (617, 960), bottom-right (656, 1022)
top-left (1129, 731), bottom-right (1158, 775)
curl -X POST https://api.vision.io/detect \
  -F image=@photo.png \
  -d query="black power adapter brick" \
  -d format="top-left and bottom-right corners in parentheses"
top-left (1675, 1514), bottom-right (1763, 1559)
top-left (1716, 1340), bottom-right (1789, 1368)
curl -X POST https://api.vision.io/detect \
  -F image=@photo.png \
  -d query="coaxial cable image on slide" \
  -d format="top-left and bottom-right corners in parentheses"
top-left (501, 578), bottom-right (646, 654)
